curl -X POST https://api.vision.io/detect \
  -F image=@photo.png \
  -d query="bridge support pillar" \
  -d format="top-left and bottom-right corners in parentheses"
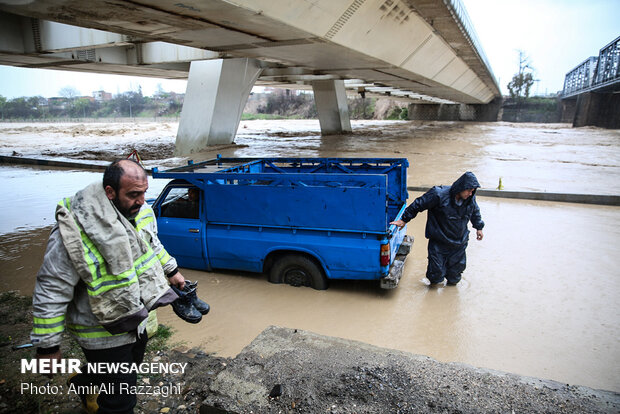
top-left (312, 80), bottom-right (352, 135)
top-left (408, 98), bottom-right (501, 122)
top-left (408, 98), bottom-right (502, 122)
top-left (572, 92), bottom-right (620, 129)
top-left (560, 98), bottom-right (577, 123)
top-left (175, 58), bottom-right (262, 155)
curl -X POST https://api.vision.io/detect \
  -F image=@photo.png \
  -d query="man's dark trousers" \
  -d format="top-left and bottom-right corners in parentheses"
top-left (426, 240), bottom-right (468, 284)
top-left (77, 333), bottom-right (148, 413)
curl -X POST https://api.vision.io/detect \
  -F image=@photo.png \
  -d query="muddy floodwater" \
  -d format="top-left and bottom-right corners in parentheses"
top-left (1, 120), bottom-right (619, 393)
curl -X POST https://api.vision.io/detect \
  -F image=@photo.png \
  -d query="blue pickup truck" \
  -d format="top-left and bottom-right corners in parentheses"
top-left (150, 157), bottom-right (412, 289)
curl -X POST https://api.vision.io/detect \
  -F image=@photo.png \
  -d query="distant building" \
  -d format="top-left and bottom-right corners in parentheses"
top-left (48, 97), bottom-right (68, 109)
top-left (93, 90), bottom-right (112, 101)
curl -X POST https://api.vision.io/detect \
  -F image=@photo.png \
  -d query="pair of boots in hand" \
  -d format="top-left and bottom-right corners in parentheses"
top-left (171, 280), bottom-right (210, 324)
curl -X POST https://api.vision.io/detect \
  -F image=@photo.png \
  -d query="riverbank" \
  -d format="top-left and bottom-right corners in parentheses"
top-left (0, 291), bottom-right (230, 414)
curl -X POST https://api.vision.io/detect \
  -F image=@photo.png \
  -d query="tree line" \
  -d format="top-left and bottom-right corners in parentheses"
top-left (0, 85), bottom-right (407, 121)
top-left (0, 87), bottom-right (183, 120)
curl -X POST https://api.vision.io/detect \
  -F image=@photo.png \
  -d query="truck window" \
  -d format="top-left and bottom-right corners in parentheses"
top-left (160, 187), bottom-right (200, 219)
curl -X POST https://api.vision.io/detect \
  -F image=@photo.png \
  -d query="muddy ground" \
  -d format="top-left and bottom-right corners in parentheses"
top-left (0, 291), bottom-right (229, 414)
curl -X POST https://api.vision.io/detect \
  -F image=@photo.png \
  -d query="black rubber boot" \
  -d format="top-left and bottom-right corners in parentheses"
top-left (185, 281), bottom-right (210, 315)
top-left (170, 285), bottom-right (202, 323)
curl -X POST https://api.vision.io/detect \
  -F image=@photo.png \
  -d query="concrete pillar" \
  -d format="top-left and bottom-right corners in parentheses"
top-left (459, 104), bottom-right (476, 121)
top-left (312, 80), bottom-right (352, 135)
top-left (175, 58), bottom-right (262, 155)
top-left (573, 92), bottom-right (597, 127)
top-left (438, 104), bottom-right (459, 120)
top-left (560, 98), bottom-right (577, 123)
top-left (409, 98), bottom-right (502, 122)
top-left (472, 97), bottom-right (503, 121)
top-left (573, 92), bottom-right (620, 128)
top-left (408, 104), bottom-right (439, 120)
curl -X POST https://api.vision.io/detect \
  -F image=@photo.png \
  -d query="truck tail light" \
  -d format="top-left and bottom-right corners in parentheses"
top-left (380, 242), bottom-right (390, 266)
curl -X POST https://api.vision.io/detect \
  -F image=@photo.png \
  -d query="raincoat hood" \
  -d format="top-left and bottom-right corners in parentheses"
top-left (450, 172), bottom-right (481, 200)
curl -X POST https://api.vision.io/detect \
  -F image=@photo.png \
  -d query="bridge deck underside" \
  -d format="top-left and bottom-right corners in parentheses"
top-left (0, 0), bottom-right (499, 104)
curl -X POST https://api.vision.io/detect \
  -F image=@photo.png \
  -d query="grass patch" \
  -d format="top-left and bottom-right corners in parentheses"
top-left (146, 324), bottom-right (176, 354)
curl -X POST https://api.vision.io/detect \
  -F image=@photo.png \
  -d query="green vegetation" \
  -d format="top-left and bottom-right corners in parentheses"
top-left (0, 85), bottom-right (183, 120)
top-left (386, 106), bottom-right (408, 120)
top-left (348, 96), bottom-right (376, 119)
top-left (0, 85), bottom-right (407, 121)
top-left (501, 96), bottom-right (560, 123)
top-left (146, 324), bottom-right (177, 354)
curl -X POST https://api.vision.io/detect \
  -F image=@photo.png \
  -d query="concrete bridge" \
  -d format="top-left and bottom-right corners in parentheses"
top-left (0, 0), bottom-right (500, 154)
top-left (560, 35), bottom-right (620, 129)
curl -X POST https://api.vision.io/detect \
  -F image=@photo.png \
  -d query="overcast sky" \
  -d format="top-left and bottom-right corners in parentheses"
top-left (0, 0), bottom-right (618, 99)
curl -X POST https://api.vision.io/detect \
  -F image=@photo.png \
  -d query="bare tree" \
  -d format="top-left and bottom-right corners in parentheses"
top-left (58, 86), bottom-right (80, 100)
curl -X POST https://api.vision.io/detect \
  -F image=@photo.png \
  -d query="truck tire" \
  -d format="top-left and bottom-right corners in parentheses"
top-left (269, 254), bottom-right (328, 290)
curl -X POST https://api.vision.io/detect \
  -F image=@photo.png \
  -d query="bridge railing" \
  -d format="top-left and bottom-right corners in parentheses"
top-left (562, 35), bottom-right (620, 97)
top-left (444, 0), bottom-right (497, 85)
top-left (594, 36), bottom-right (620, 85)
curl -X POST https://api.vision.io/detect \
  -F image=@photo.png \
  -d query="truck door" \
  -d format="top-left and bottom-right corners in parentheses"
top-left (154, 185), bottom-right (208, 270)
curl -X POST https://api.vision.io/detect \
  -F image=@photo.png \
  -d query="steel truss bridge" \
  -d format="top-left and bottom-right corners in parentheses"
top-left (562, 35), bottom-right (620, 98)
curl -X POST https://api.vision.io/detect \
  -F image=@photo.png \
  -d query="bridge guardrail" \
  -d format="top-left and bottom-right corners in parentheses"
top-left (445, 0), bottom-right (498, 87)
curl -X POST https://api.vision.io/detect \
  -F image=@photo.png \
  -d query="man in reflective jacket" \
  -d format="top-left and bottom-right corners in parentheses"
top-left (391, 172), bottom-right (484, 286)
top-left (32, 159), bottom-right (186, 413)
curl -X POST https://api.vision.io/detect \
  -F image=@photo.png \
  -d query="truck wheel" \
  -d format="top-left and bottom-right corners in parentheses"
top-left (269, 254), bottom-right (328, 290)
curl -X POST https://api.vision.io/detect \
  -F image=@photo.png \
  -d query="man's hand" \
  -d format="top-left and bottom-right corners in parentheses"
top-left (390, 219), bottom-right (406, 229)
top-left (168, 272), bottom-right (185, 289)
top-left (35, 349), bottom-right (62, 378)
top-left (476, 229), bottom-right (484, 240)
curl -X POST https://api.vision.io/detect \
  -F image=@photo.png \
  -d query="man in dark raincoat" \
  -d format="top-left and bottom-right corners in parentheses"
top-left (391, 172), bottom-right (484, 286)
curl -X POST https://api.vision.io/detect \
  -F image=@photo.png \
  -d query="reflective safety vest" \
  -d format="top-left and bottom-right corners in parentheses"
top-left (58, 197), bottom-right (162, 297)
top-left (51, 192), bottom-right (175, 335)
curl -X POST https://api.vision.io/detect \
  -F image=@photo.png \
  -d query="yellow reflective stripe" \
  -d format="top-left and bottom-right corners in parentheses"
top-left (80, 231), bottom-right (102, 282)
top-left (67, 324), bottom-right (125, 338)
top-left (156, 249), bottom-right (171, 266)
top-left (78, 226), bottom-right (140, 296)
top-left (33, 315), bottom-right (65, 325)
top-left (135, 207), bottom-right (154, 232)
top-left (87, 274), bottom-right (138, 297)
top-left (135, 216), bottom-right (153, 232)
top-left (134, 207), bottom-right (152, 222)
top-left (33, 325), bottom-right (65, 334)
top-left (135, 249), bottom-right (159, 276)
top-left (33, 315), bottom-right (66, 334)
top-left (57, 197), bottom-right (71, 210)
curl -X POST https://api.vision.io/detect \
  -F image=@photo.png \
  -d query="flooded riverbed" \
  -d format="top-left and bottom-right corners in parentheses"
top-left (1, 120), bottom-right (619, 392)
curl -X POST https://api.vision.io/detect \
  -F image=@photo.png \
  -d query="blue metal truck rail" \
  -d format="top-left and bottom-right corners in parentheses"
top-left (151, 157), bottom-right (412, 289)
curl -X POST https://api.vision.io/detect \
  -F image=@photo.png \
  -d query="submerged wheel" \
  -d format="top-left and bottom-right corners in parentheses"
top-left (269, 254), bottom-right (328, 290)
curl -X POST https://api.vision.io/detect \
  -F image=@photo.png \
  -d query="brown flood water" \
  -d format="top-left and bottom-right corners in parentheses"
top-left (0, 120), bottom-right (619, 392)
